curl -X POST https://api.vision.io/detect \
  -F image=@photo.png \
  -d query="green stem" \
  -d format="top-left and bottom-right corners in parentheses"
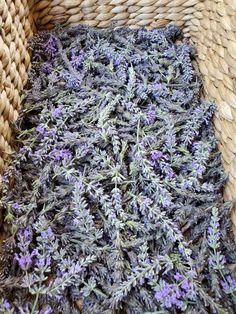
top-left (31, 292), bottom-right (40, 314)
top-left (136, 118), bottom-right (140, 144)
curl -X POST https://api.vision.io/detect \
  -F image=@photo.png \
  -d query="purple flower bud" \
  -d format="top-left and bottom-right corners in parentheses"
top-left (41, 227), bottom-right (54, 240)
top-left (43, 35), bottom-right (58, 57)
top-left (2, 175), bottom-right (8, 182)
top-left (155, 285), bottom-right (171, 301)
top-left (174, 272), bottom-right (183, 281)
top-left (134, 154), bottom-right (142, 162)
top-left (226, 275), bottom-right (236, 289)
top-left (220, 276), bottom-right (236, 293)
top-left (73, 217), bottom-right (80, 226)
top-left (162, 196), bottom-right (173, 208)
top-left (114, 57), bottom-right (124, 66)
top-left (46, 128), bottom-right (57, 138)
top-left (15, 250), bottom-right (37, 271)
top-left (36, 126), bottom-right (46, 135)
top-left (50, 149), bottom-right (72, 161)
top-left (192, 162), bottom-right (205, 176)
top-left (155, 281), bottom-right (188, 310)
top-left (12, 202), bottom-right (19, 210)
top-left (208, 257), bottom-right (214, 266)
top-left (155, 83), bottom-right (163, 90)
top-left (183, 180), bottom-right (192, 189)
top-left (207, 227), bottom-right (213, 235)
top-left (42, 62), bottom-right (53, 74)
top-left (153, 83), bottom-right (169, 98)
top-left (63, 131), bottom-right (77, 141)
top-left (181, 280), bottom-right (190, 291)
top-left (52, 106), bottom-right (62, 119)
top-left (48, 72), bottom-right (59, 84)
top-left (151, 150), bottom-right (163, 161)
top-left (66, 74), bottom-right (81, 89)
top-left (71, 51), bottom-right (84, 68)
top-left (143, 197), bottom-right (152, 207)
top-left (39, 305), bottom-right (53, 314)
top-left (139, 278), bottom-right (145, 285)
top-left (146, 110), bottom-right (156, 124)
top-left (167, 170), bottom-right (175, 180)
top-left (36, 256), bottom-right (51, 269)
top-left (2, 300), bottom-right (11, 310)
top-left (63, 263), bottom-right (83, 276)
top-left (18, 228), bottom-right (32, 242)
top-left (221, 280), bottom-right (229, 292)
top-left (207, 184), bottom-right (215, 193)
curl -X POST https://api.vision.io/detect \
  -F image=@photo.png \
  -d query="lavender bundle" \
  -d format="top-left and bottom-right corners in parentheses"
top-left (0, 24), bottom-right (236, 314)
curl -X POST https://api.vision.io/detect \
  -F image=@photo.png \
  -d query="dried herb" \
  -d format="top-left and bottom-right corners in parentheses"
top-left (0, 24), bottom-right (235, 314)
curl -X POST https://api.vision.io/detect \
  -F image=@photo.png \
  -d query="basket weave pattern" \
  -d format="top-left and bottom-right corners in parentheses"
top-left (1, 0), bottom-right (236, 223)
top-left (0, 0), bottom-right (33, 172)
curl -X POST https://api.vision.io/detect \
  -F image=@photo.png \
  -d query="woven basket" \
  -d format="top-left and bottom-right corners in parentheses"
top-left (1, 0), bottom-right (236, 228)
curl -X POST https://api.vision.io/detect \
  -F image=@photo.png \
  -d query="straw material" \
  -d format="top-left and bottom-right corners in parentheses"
top-left (1, 0), bottom-right (236, 232)
top-left (0, 0), bottom-right (33, 174)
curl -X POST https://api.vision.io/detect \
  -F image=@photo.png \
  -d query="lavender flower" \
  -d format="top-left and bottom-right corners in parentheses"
top-left (221, 276), bottom-right (236, 294)
top-left (152, 83), bottom-right (169, 98)
top-left (208, 207), bottom-right (226, 271)
top-left (181, 280), bottom-right (190, 291)
top-left (155, 282), bottom-right (185, 310)
top-left (192, 161), bottom-right (206, 177)
top-left (39, 306), bottom-right (53, 314)
top-left (18, 228), bottom-right (32, 243)
top-left (71, 50), bottom-right (84, 68)
top-left (50, 149), bottom-right (72, 161)
top-left (2, 300), bottom-right (10, 310)
top-left (52, 106), bottom-right (62, 119)
top-left (41, 227), bottom-right (54, 240)
top-left (36, 125), bottom-right (46, 135)
top-left (114, 58), bottom-right (123, 66)
top-left (42, 62), bottom-right (53, 74)
top-left (12, 202), bottom-right (19, 210)
top-left (15, 250), bottom-right (37, 271)
top-left (44, 35), bottom-right (58, 57)
top-left (174, 272), bottom-right (183, 281)
top-left (0, 24), bottom-right (234, 314)
top-left (48, 72), bottom-right (59, 85)
top-left (66, 73), bottom-right (81, 89)
top-left (36, 256), bottom-right (51, 269)
top-left (151, 150), bottom-right (163, 161)
top-left (146, 109), bottom-right (156, 124)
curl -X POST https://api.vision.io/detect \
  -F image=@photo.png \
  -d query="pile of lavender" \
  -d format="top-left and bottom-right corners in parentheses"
top-left (0, 24), bottom-right (236, 313)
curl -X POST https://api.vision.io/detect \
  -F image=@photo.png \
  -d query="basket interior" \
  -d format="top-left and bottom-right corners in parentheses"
top-left (1, 0), bottom-right (236, 231)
